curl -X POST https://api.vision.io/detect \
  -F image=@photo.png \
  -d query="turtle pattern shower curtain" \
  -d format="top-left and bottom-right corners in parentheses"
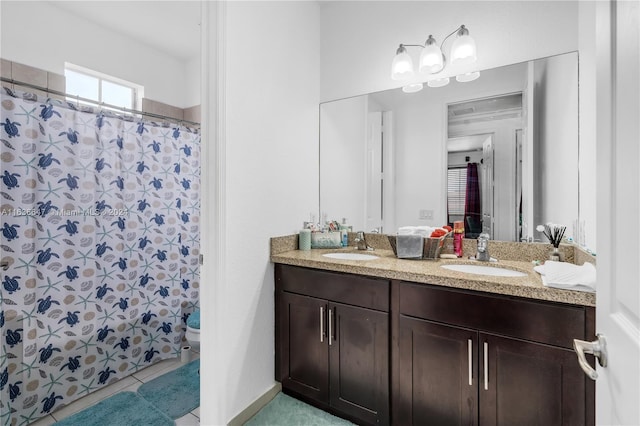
top-left (0, 88), bottom-right (200, 425)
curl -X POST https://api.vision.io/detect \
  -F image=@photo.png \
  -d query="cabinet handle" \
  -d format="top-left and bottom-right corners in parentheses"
top-left (483, 342), bottom-right (489, 390)
top-left (328, 308), bottom-right (333, 346)
top-left (320, 306), bottom-right (324, 343)
top-left (468, 339), bottom-right (473, 386)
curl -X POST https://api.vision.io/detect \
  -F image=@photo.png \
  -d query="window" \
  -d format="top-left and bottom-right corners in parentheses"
top-left (64, 64), bottom-right (143, 110)
top-left (447, 166), bottom-right (467, 223)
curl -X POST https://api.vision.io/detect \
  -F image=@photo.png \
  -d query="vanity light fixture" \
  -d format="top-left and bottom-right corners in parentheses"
top-left (402, 82), bottom-right (424, 93)
top-left (391, 45), bottom-right (416, 80)
top-left (427, 77), bottom-right (450, 88)
top-left (456, 71), bottom-right (481, 82)
top-left (391, 24), bottom-right (479, 87)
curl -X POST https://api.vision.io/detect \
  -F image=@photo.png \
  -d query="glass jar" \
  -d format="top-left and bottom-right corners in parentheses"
top-left (548, 246), bottom-right (565, 262)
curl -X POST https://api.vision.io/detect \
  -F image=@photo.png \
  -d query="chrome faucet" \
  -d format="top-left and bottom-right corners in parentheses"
top-left (475, 233), bottom-right (491, 261)
top-left (355, 231), bottom-right (374, 251)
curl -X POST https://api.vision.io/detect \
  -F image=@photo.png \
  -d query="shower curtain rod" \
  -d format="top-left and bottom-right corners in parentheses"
top-left (0, 76), bottom-right (200, 127)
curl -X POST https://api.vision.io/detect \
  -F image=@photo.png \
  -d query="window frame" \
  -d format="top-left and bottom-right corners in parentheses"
top-left (64, 63), bottom-right (144, 111)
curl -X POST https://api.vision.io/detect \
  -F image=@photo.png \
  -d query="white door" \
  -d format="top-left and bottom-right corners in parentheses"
top-left (381, 111), bottom-right (395, 234)
top-left (481, 137), bottom-right (493, 238)
top-left (590, 1), bottom-right (640, 424)
top-left (365, 111), bottom-right (383, 233)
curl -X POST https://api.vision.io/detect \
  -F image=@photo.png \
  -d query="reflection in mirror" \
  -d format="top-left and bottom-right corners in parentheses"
top-left (446, 132), bottom-right (493, 239)
top-left (319, 52), bottom-right (579, 242)
top-left (447, 92), bottom-right (523, 241)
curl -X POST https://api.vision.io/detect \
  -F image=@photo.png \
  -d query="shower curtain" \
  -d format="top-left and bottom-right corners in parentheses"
top-left (0, 88), bottom-right (200, 425)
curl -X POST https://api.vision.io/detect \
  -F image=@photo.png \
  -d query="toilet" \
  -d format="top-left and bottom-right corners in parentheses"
top-left (185, 310), bottom-right (200, 351)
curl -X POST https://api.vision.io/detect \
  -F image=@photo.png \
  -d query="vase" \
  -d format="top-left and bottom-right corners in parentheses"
top-left (548, 246), bottom-right (565, 262)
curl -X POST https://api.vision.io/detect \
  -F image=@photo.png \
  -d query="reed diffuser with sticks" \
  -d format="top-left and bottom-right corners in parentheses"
top-left (537, 223), bottom-right (567, 261)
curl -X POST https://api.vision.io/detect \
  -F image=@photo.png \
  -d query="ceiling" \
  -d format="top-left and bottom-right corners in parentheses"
top-left (48, 1), bottom-right (201, 61)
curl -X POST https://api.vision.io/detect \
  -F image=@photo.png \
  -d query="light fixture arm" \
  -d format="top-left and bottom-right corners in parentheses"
top-left (397, 43), bottom-right (426, 52)
top-left (426, 25), bottom-right (466, 75)
top-left (437, 25), bottom-right (467, 51)
top-left (399, 25), bottom-right (467, 53)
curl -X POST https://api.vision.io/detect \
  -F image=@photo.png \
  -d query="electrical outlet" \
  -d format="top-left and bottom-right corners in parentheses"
top-left (419, 209), bottom-right (434, 220)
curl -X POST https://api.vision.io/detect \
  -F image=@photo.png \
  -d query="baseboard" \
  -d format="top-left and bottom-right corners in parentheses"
top-left (227, 382), bottom-right (282, 426)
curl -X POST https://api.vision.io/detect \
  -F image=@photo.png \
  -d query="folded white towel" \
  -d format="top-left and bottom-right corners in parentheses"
top-left (534, 261), bottom-right (596, 293)
top-left (413, 228), bottom-right (432, 237)
top-left (397, 226), bottom-right (439, 237)
top-left (397, 226), bottom-right (416, 235)
top-left (398, 226), bottom-right (429, 235)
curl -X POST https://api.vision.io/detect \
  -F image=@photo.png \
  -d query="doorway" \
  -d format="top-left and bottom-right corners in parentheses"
top-left (446, 134), bottom-right (492, 239)
top-left (447, 93), bottom-right (523, 241)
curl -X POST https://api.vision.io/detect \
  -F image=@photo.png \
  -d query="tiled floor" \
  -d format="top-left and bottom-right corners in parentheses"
top-left (245, 393), bottom-right (353, 425)
top-left (29, 350), bottom-right (200, 426)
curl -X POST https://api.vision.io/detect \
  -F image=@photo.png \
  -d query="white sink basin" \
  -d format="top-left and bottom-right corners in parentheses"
top-left (441, 264), bottom-right (527, 277)
top-left (323, 252), bottom-right (379, 261)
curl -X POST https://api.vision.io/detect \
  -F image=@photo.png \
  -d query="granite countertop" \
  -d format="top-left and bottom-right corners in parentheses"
top-left (271, 247), bottom-right (596, 307)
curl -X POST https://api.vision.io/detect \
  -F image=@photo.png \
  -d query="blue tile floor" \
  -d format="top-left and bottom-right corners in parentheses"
top-left (29, 351), bottom-right (200, 426)
top-left (245, 393), bottom-right (354, 426)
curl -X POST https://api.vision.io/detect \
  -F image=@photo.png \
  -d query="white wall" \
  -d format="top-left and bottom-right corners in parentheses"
top-left (448, 150), bottom-right (483, 167)
top-left (0, 1), bottom-right (194, 108)
top-left (320, 96), bottom-right (367, 230)
top-left (320, 1), bottom-right (579, 102)
top-left (207, 1), bottom-right (320, 422)
top-left (185, 56), bottom-right (202, 108)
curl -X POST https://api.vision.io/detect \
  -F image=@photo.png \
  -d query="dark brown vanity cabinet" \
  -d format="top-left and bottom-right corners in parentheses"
top-left (395, 282), bottom-right (595, 426)
top-left (275, 264), bottom-right (390, 425)
top-left (275, 264), bottom-right (595, 425)
top-left (397, 317), bottom-right (478, 425)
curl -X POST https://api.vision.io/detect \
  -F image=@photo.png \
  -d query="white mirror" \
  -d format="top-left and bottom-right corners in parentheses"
top-left (320, 52), bottom-right (579, 242)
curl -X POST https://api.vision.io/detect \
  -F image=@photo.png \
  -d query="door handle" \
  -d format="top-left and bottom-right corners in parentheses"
top-left (320, 306), bottom-right (324, 343)
top-left (328, 308), bottom-right (333, 346)
top-left (468, 339), bottom-right (473, 386)
top-left (483, 342), bottom-right (489, 390)
top-left (573, 334), bottom-right (607, 380)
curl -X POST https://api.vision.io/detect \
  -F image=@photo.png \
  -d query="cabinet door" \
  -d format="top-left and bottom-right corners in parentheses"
top-left (397, 315), bottom-right (478, 426)
top-left (279, 292), bottom-right (329, 403)
top-left (329, 302), bottom-right (389, 425)
top-left (479, 333), bottom-right (587, 426)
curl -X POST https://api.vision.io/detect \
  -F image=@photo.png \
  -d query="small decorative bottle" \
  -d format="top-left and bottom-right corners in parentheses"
top-left (453, 221), bottom-right (465, 257)
top-left (339, 218), bottom-right (350, 247)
